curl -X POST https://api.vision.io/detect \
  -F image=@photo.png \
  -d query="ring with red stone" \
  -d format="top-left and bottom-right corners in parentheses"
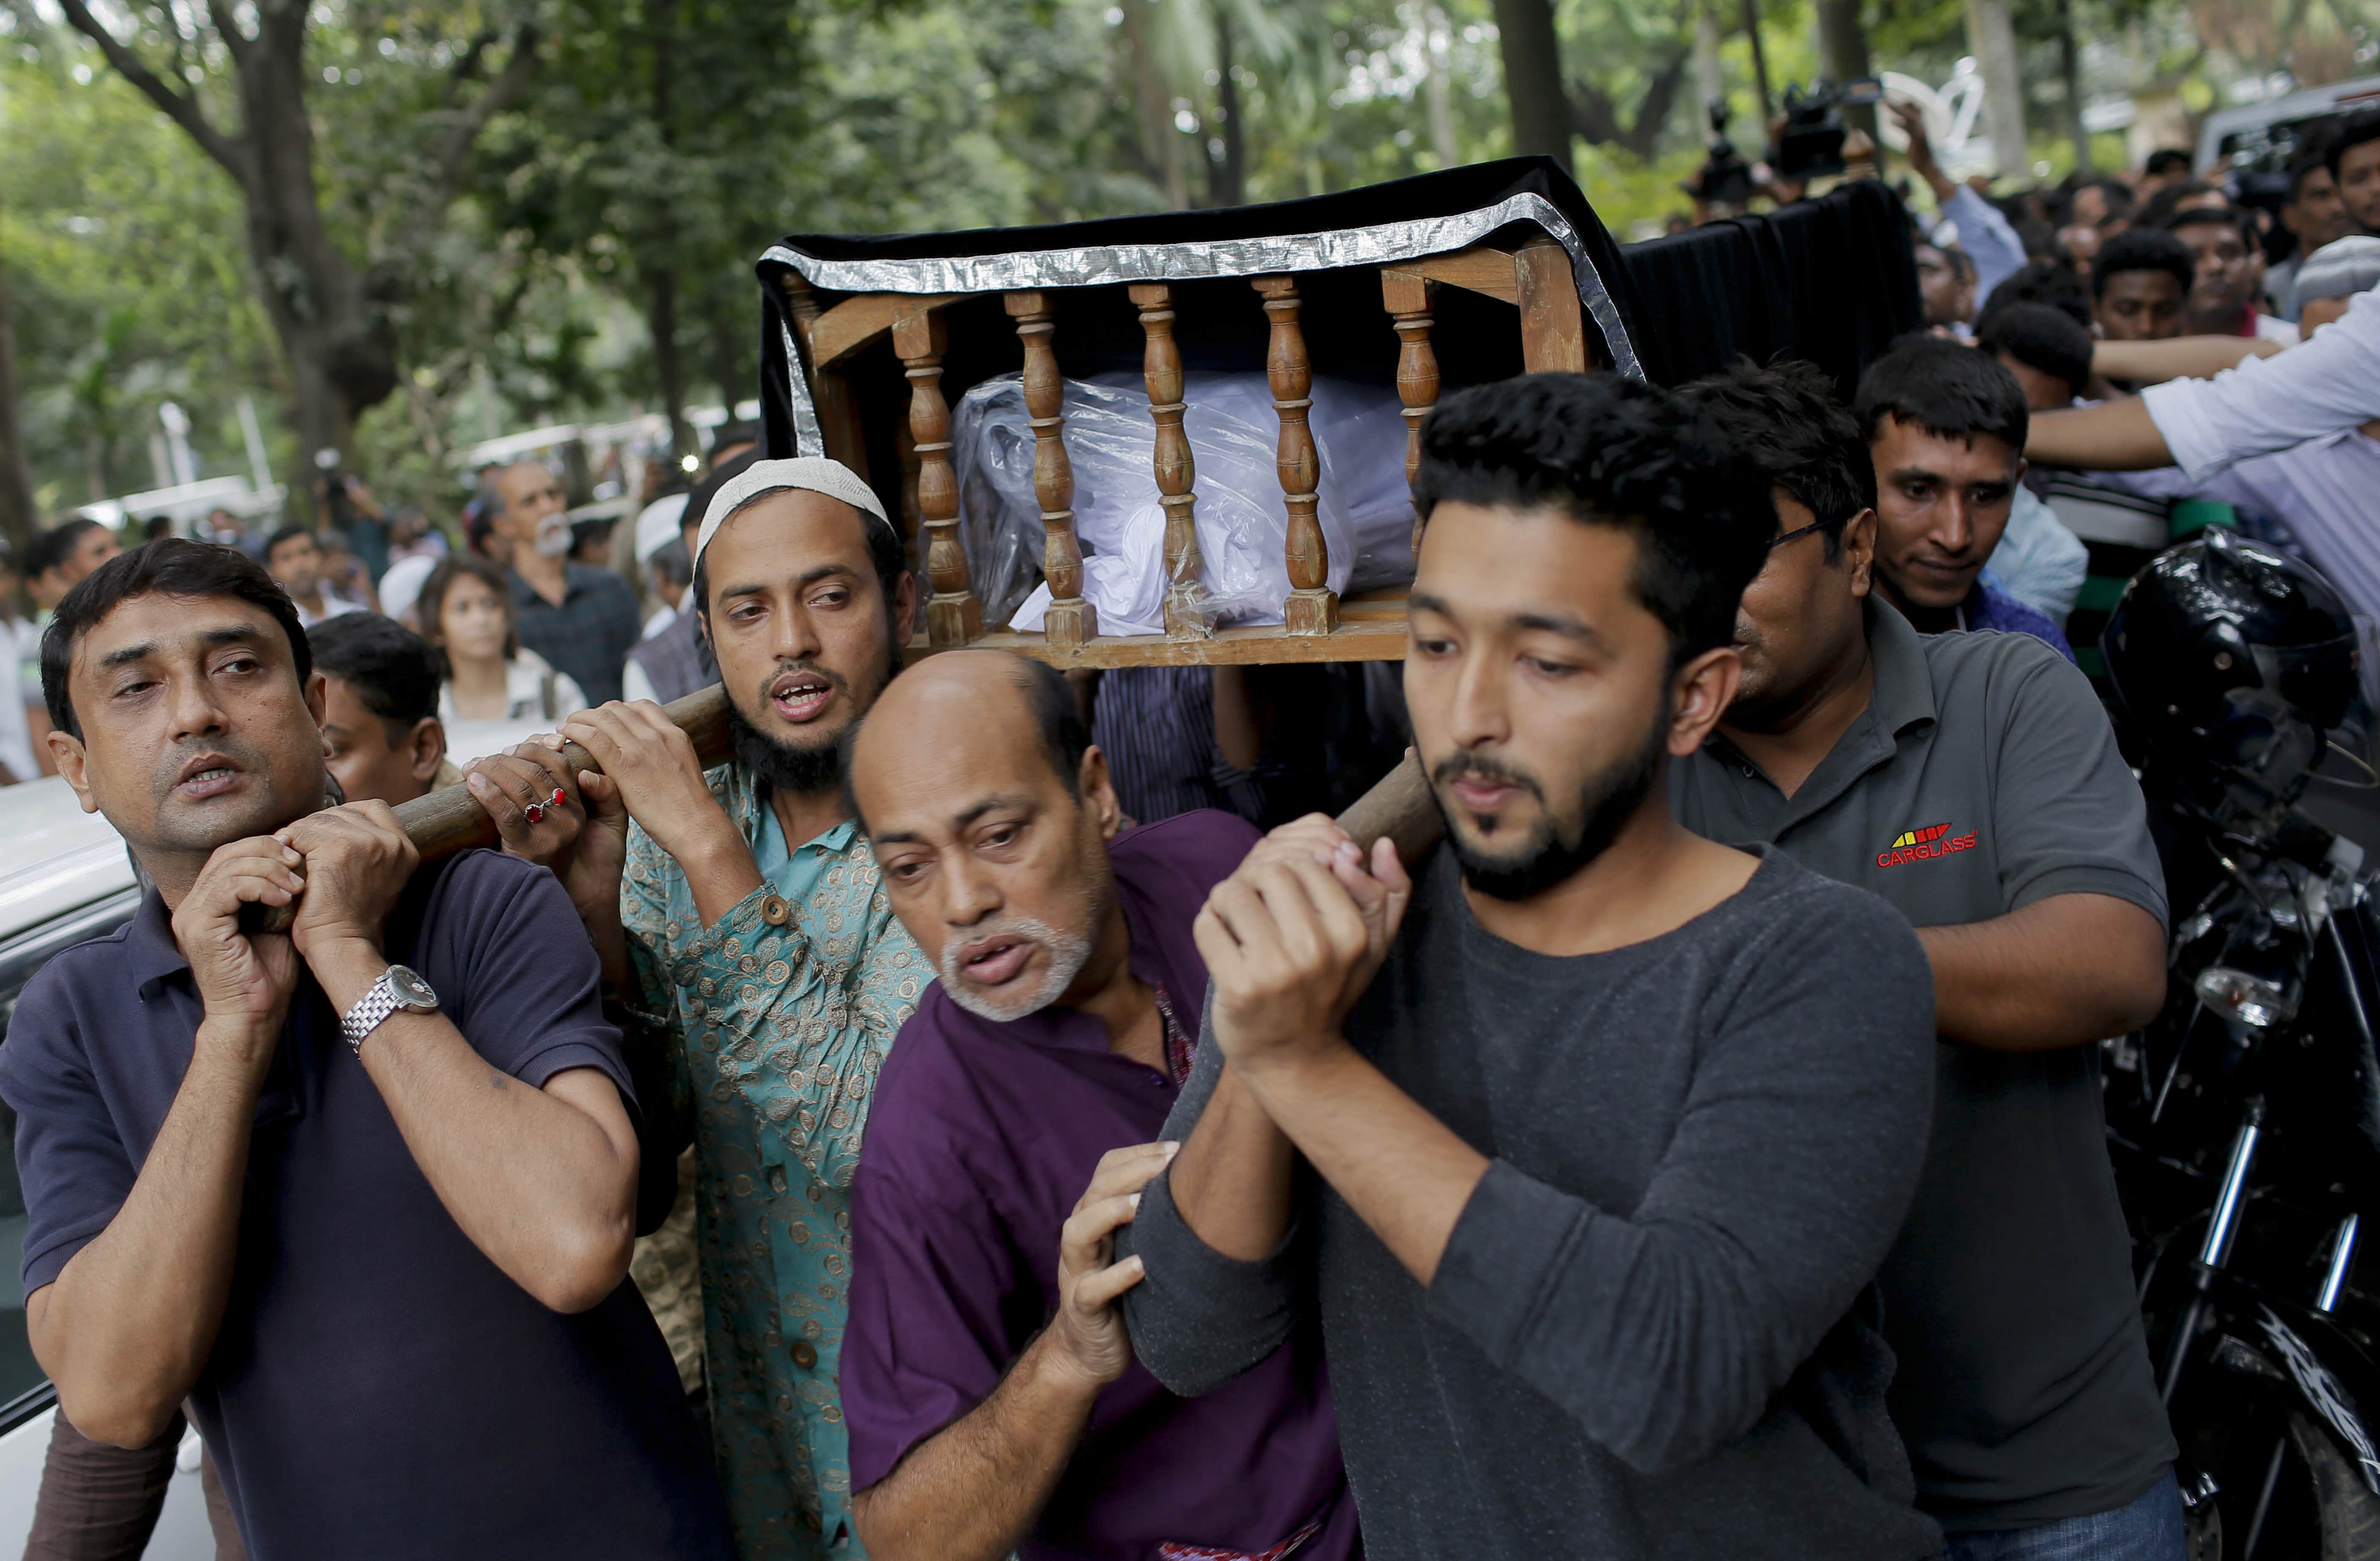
top-left (549, 787), bottom-right (568, 809)
top-left (523, 802), bottom-right (546, 825)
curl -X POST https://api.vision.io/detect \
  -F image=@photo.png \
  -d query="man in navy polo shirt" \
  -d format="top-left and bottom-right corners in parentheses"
top-left (837, 650), bottom-right (1356, 1561)
top-left (1674, 363), bottom-right (2178, 1560)
top-left (3, 539), bottom-right (730, 1559)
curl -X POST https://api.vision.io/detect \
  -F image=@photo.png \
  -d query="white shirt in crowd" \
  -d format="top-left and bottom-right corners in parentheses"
top-left (2092, 431), bottom-right (2380, 624)
top-left (294, 590), bottom-right (362, 629)
top-left (0, 619), bottom-right (36, 783)
top-left (1984, 486), bottom-right (2090, 625)
top-left (2141, 285), bottom-right (2380, 481)
top-left (437, 647), bottom-right (589, 767)
top-left (1940, 185), bottom-right (2028, 318)
top-left (642, 602), bottom-right (677, 640)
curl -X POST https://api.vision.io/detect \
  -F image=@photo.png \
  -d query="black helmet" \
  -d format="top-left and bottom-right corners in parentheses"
top-left (2102, 529), bottom-right (2361, 806)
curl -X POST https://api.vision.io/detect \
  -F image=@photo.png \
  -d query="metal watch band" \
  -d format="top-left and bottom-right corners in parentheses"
top-left (340, 973), bottom-right (402, 1056)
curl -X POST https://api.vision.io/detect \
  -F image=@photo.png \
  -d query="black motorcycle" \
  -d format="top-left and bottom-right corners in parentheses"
top-left (2103, 530), bottom-right (2380, 1558)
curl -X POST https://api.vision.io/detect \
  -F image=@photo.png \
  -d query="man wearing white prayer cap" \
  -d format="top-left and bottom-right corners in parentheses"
top-left (633, 492), bottom-right (693, 641)
top-left (470, 455), bottom-right (927, 1558)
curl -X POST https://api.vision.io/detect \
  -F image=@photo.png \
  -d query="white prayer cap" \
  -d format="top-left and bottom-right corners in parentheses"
top-left (377, 552), bottom-right (438, 628)
top-left (2296, 236), bottom-right (2380, 306)
top-left (692, 457), bottom-right (891, 567)
top-left (634, 492), bottom-right (690, 564)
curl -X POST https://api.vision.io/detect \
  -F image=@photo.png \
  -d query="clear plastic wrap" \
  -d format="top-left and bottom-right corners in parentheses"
top-left (951, 370), bottom-right (1415, 636)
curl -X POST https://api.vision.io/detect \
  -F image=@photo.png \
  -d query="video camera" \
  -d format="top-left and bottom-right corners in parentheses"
top-left (1773, 77), bottom-right (1882, 183)
top-left (1685, 98), bottom-right (1756, 210)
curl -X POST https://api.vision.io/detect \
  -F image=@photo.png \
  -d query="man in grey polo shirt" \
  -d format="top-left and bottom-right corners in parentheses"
top-left (1675, 362), bottom-right (2179, 1561)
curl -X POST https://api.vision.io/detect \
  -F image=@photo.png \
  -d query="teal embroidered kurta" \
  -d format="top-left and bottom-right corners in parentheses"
top-left (622, 762), bottom-right (927, 1558)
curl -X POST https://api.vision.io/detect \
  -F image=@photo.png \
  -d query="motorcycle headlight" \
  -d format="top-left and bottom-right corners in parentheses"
top-left (2194, 966), bottom-right (2300, 1030)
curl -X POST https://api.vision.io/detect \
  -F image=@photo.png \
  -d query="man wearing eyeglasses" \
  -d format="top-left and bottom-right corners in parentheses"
top-left (1671, 361), bottom-right (2181, 1561)
top-left (1854, 337), bottom-right (2075, 662)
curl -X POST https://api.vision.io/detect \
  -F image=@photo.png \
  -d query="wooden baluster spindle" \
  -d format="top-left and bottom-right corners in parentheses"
top-left (1129, 283), bottom-right (1208, 639)
top-left (894, 418), bottom-right (923, 569)
top-left (892, 310), bottom-right (980, 646)
top-left (1005, 291), bottom-right (1098, 646)
top-left (1381, 269), bottom-right (1440, 564)
top-left (1253, 275), bottom-right (1337, 636)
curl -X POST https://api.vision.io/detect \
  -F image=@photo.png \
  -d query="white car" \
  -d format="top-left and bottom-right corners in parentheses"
top-left (0, 778), bottom-right (213, 1556)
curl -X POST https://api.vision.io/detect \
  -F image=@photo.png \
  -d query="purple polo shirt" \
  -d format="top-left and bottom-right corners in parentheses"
top-left (0, 849), bottom-right (731, 1561)
top-left (1965, 583), bottom-right (2077, 664)
top-left (843, 810), bottom-right (1360, 1561)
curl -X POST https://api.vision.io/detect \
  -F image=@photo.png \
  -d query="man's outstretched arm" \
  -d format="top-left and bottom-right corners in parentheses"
top-left (30, 840), bottom-right (305, 1447)
top-left (2027, 396), bottom-right (2173, 470)
top-left (851, 1145), bottom-right (1169, 1561)
top-left (285, 804), bottom-right (639, 1314)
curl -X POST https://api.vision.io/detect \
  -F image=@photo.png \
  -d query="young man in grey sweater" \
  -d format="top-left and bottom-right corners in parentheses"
top-left (1123, 374), bottom-right (1944, 1560)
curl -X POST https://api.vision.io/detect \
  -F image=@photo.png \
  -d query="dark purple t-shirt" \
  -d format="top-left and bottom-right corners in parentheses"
top-left (0, 849), bottom-right (731, 1561)
top-left (843, 810), bottom-right (1360, 1561)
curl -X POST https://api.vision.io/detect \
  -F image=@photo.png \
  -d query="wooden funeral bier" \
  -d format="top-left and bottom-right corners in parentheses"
top-left (751, 157), bottom-right (1646, 671)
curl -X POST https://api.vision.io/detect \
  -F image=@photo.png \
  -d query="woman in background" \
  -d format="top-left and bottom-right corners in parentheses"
top-left (417, 553), bottom-right (587, 761)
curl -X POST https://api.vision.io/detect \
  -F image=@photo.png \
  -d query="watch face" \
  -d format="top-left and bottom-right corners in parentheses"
top-left (387, 965), bottom-right (440, 1010)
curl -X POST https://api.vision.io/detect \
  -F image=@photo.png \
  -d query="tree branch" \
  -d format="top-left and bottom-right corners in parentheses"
top-left (204, 0), bottom-right (253, 67)
top-left (432, 24), bottom-right (539, 203)
top-left (54, 0), bottom-right (245, 183)
top-left (1567, 49), bottom-right (1690, 160)
top-left (441, 27), bottom-right (496, 110)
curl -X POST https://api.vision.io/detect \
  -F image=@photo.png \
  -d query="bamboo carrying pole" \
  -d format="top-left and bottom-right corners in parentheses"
top-left (243, 686), bottom-right (1443, 933)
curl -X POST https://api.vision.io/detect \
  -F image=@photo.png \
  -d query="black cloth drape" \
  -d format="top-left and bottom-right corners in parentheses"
top-left (1618, 179), bottom-right (1923, 398)
top-left (754, 160), bottom-right (1921, 488)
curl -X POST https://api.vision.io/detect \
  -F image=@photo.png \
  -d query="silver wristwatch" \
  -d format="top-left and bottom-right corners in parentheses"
top-left (340, 965), bottom-right (440, 1055)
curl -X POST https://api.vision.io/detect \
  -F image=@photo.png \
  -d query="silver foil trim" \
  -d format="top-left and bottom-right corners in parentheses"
top-left (760, 192), bottom-right (1640, 456)
top-left (779, 319), bottom-right (823, 454)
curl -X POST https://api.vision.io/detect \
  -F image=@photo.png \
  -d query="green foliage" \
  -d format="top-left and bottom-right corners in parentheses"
top-left (2, 0), bottom-right (2367, 531)
top-left (0, 29), bottom-right (280, 504)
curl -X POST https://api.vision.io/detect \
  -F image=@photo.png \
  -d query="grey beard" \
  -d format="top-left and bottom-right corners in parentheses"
top-left (935, 915), bottom-right (1094, 1022)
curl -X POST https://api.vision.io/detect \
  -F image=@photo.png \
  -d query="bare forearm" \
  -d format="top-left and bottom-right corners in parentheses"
top-left (2094, 335), bottom-right (2282, 385)
top-left (1918, 896), bottom-right (2166, 1051)
top-left (2027, 397), bottom-right (2174, 470)
top-left (1168, 1062), bottom-right (1296, 1261)
top-left (850, 1327), bottom-right (1102, 1561)
top-left (34, 1024), bottom-right (268, 1445)
top-left (314, 940), bottom-right (636, 1309)
top-left (1236, 1042), bottom-right (1486, 1287)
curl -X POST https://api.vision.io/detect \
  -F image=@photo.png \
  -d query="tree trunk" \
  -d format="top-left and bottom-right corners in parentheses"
top-left (0, 258), bottom-right (37, 559)
top-left (2055, 0), bottom-right (2093, 173)
top-left (1209, 10), bottom-right (1246, 208)
top-left (1490, 0), bottom-right (1574, 161)
top-left (1692, 0), bottom-right (1724, 124)
top-left (1737, 0), bottom-right (1774, 125)
top-left (1814, 0), bottom-right (1875, 140)
top-left (1425, 6), bottom-right (1459, 168)
top-left (232, 8), bottom-right (392, 501)
top-left (1963, 0), bottom-right (2031, 179)
top-left (649, 0), bottom-right (691, 456)
top-left (648, 268), bottom-right (689, 459)
top-left (706, 296), bottom-right (750, 413)
top-left (55, 0), bottom-right (534, 517)
top-left (1119, 3), bottom-right (1189, 209)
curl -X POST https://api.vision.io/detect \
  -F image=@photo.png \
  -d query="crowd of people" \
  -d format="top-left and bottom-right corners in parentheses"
top-left (3, 110), bottom-right (2380, 1561)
